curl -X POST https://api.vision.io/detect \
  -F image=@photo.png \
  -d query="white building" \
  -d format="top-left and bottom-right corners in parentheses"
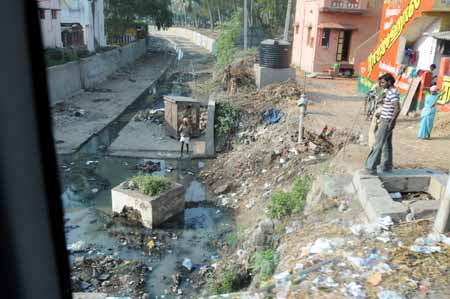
top-left (37, 0), bottom-right (63, 48)
top-left (60, 0), bottom-right (106, 52)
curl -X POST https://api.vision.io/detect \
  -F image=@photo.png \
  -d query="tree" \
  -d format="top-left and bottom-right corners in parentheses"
top-left (105, 0), bottom-right (173, 41)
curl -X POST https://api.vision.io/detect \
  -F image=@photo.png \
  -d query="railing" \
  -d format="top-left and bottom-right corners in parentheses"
top-left (320, 0), bottom-right (368, 14)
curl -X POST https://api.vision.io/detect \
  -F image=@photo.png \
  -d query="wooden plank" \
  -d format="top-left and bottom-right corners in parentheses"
top-left (400, 77), bottom-right (421, 116)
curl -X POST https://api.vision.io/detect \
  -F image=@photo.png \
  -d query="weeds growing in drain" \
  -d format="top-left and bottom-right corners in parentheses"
top-left (267, 176), bottom-right (311, 220)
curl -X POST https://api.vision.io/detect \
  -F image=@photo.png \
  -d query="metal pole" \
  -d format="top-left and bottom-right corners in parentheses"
top-left (434, 172), bottom-right (450, 233)
top-left (298, 105), bottom-right (305, 143)
top-left (297, 94), bottom-right (308, 144)
top-left (244, 0), bottom-right (248, 50)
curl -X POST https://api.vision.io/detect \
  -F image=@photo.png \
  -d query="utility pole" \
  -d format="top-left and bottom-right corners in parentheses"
top-left (283, 0), bottom-right (293, 41)
top-left (244, 0), bottom-right (248, 50)
top-left (434, 173), bottom-right (450, 233)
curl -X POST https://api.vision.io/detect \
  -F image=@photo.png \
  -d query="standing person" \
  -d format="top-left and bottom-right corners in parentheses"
top-left (430, 64), bottom-right (438, 85)
top-left (364, 73), bottom-right (400, 175)
top-left (418, 85), bottom-right (440, 140)
top-left (179, 117), bottom-right (192, 157)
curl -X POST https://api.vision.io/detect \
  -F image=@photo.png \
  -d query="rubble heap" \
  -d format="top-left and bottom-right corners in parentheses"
top-left (71, 256), bottom-right (147, 298)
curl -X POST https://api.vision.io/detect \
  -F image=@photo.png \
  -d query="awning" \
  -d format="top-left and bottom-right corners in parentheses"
top-left (430, 31), bottom-right (450, 41)
top-left (318, 23), bottom-right (356, 30)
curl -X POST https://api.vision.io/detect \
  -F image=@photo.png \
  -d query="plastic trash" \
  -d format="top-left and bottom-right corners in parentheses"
top-left (350, 223), bottom-right (381, 237)
top-left (377, 216), bottom-right (394, 230)
top-left (274, 271), bottom-right (290, 287)
top-left (415, 233), bottom-right (450, 247)
top-left (67, 240), bottom-right (86, 252)
top-left (377, 290), bottom-right (405, 299)
top-left (86, 160), bottom-right (98, 166)
top-left (372, 263), bottom-right (393, 274)
top-left (313, 276), bottom-right (339, 289)
top-left (147, 240), bottom-right (155, 250)
top-left (182, 258), bottom-right (193, 271)
top-left (390, 192), bottom-right (402, 200)
top-left (310, 238), bottom-right (344, 255)
top-left (410, 245), bottom-right (441, 254)
top-left (276, 281), bottom-right (291, 299)
top-left (262, 108), bottom-right (284, 124)
top-left (345, 281), bottom-right (366, 298)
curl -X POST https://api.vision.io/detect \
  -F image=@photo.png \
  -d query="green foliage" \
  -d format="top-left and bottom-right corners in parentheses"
top-left (250, 249), bottom-right (278, 280)
top-left (105, 0), bottom-right (173, 39)
top-left (131, 175), bottom-right (171, 196)
top-left (215, 102), bottom-right (240, 137)
top-left (216, 10), bottom-right (243, 69)
top-left (267, 177), bottom-right (310, 220)
top-left (226, 232), bottom-right (239, 249)
top-left (208, 268), bottom-right (240, 295)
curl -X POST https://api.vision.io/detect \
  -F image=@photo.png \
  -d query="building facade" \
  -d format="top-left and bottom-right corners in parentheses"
top-left (359, 0), bottom-right (450, 112)
top-left (291, 0), bottom-right (383, 74)
top-left (60, 0), bottom-right (106, 52)
top-left (37, 0), bottom-right (63, 48)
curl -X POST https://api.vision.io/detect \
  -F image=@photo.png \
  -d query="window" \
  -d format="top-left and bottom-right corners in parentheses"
top-left (52, 10), bottom-right (57, 20)
top-left (321, 29), bottom-right (330, 48)
top-left (39, 9), bottom-right (45, 20)
top-left (307, 27), bottom-right (312, 47)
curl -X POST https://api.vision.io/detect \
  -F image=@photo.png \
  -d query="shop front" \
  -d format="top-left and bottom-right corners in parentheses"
top-left (359, 0), bottom-right (450, 112)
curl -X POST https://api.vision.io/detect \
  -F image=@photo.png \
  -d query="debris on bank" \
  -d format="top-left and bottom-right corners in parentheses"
top-left (71, 256), bottom-right (147, 298)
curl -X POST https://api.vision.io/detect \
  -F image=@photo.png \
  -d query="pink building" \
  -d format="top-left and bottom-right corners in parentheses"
top-left (291, 0), bottom-right (383, 74)
top-left (37, 0), bottom-right (63, 48)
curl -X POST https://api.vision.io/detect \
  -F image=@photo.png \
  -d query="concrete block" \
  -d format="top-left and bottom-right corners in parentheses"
top-left (112, 182), bottom-right (185, 228)
top-left (353, 171), bottom-right (408, 222)
top-left (379, 176), bottom-right (430, 193)
top-left (254, 64), bottom-right (296, 89)
top-left (206, 100), bottom-right (215, 156)
top-left (428, 174), bottom-right (449, 200)
top-left (410, 200), bottom-right (441, 219)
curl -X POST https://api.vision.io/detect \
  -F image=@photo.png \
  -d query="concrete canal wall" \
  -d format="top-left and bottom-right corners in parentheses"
top-left (47, 39), bottom-right (147, 105)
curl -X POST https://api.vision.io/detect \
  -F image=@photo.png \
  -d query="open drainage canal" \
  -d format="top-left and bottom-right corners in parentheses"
top-left (59, 71), bottom-right (234, 298)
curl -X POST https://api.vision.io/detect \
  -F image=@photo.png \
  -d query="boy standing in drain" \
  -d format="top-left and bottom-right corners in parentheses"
top-left (179, 117), bottom-right (192, 158)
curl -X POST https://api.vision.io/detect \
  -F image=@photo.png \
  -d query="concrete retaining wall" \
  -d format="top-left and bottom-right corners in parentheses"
top-left (80, 39), bottom-right (147, 89)
top-left (46, 61), bottom-right (82, 106)
top-left (46, 39), bottom-right (147, 105)
top-left (154, 27), bottom-right (216, 55)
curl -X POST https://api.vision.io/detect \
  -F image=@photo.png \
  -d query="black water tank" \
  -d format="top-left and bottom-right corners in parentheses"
top-left (259, 39), bottom-right (291, 69)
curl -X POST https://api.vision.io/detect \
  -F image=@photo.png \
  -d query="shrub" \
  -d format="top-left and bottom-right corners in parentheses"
top-left (208, 268), bottom-right (240, 295)
top-left (250, 249), bottom-right (278, 280)
top-left (267, 177), bottom-right (310, 219)
top-left (131, 175), bottom-right (171, 196)
top-left (215, 102), bottom-right (240, 137)
top-left (216, 10), bottom-right (243, 69)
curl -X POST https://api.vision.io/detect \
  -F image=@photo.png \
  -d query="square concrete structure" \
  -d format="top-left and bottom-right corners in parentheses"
top-left (353, 169), bottom-right (448, 223)
top-left (112, 182), bottom-right (185, 228)
top-left (254, 64), bottom-right (296, 89)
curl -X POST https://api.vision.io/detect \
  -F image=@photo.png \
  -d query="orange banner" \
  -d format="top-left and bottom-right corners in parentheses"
top-left (360, 0), bottom-right (435, 90)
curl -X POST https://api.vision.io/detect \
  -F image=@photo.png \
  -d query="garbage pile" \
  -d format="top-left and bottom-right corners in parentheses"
top-left (135, 160), bottom-right (161, 173)
top-left (257, 81), bottom-right (304, 102)
top-left (52, 102), bottom-right (87, 118)
top-left (270, 217), bottom-right (450, 299)
top-left (71, 256), bottom-right (147, 298)
top-left (220, 54), bottom-right (257, 92)
top-left (134, 108), bottom-right (164, 123)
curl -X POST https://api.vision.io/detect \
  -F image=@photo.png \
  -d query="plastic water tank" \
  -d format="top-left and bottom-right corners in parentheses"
top-left (259, 39), bottom-right (291, 69)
